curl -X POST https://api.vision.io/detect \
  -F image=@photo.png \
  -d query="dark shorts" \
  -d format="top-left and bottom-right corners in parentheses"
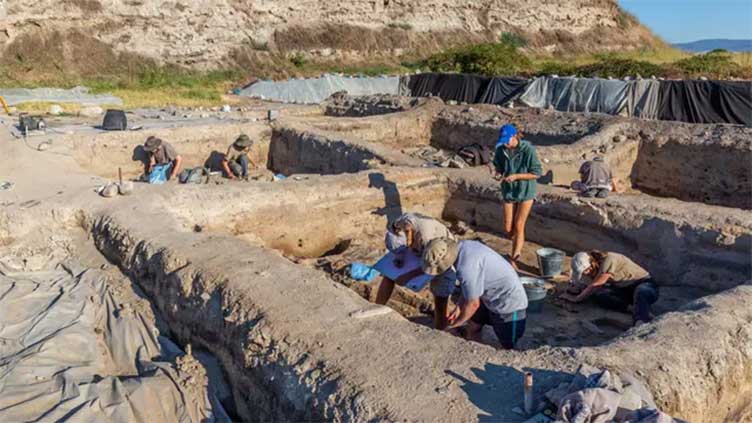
top-left (471, 302), bottom-right (526, 349)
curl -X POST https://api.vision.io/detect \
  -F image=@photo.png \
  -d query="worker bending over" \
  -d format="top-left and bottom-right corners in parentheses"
top-left (422, 238), bottom-right (528, 349)
top-left (563, 251), bottom-right (659, 325)
top-left (223, 134), bottom-right (256, 180)
top-left (143, 136), bottom-right (182, 181)
top-left (376, 212), bottom-right (456, 329)
top-left (572, 156), bottom-right (614, 198)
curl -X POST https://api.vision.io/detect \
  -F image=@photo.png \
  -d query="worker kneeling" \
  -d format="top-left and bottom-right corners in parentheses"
top-left (422, 238), bottom-right (528, 350)
top-left (222, 134), bottom-right (256, 180)
top-left (375, 213), bottom-right (456, 330)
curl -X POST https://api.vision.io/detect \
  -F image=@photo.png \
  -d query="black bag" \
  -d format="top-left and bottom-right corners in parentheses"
top-left (19, 113), bottom-right (46, 132)
top-left (102, 109), bottom-right (127, 130)
top-left (178, 167), bottom-right (208, 184)
top-left (457, 144), bottom-right (493, 167)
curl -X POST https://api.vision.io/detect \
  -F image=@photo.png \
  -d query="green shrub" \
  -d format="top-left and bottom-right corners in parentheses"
top-left (424, 41), bottom-right (531, 76)
top-left (289, 53), bottom-right (307, 68)
top-left (574, 58), bottom-right (663, 78)
top-left (671, 51), bottom-right (744, 78)
top-left (387, 22), bottom-right (413, 30)
top-left (499, 32), bottom-right (527, 49)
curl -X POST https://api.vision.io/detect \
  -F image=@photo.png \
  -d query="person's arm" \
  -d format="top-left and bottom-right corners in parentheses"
top-left (395, 268), bottom-right (424, 286)
top-left (503, 145), bottom-right (542, 182)
top-left (147, 155), bottom-right (155, 173)
top-left (222, 159), bottom-right (235, 179)
top-left (490, 149), bottom-right (504, 180)
top-left (565, 273), bottom-right (612, 303)
top-left (448, 297), bottom-right (481, 329)
top-left (169, 155), bottom-right (183, 180)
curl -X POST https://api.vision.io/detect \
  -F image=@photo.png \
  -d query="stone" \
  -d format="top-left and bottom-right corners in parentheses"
top-left (100, 183), bottom-right (119, 198)
top-left (118, 181), bottom-right (134, 195)
top-left (80, 106), bottom-right (104, 118)
top-left (49, 105), bottom-right (63, 116)
top-left (221, 105), bottom-right (232, 113)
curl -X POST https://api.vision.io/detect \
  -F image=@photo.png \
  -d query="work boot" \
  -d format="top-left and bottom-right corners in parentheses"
top-left (581, 189), bottom-right (598, 198)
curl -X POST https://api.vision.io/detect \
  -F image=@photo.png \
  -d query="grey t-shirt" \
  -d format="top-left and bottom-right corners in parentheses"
top-left (455, 240), bottom-right (528, 315)
top-left (154, 142), bottom-right (178, 165)
top-left (579, 157), bottom-right (612, 190)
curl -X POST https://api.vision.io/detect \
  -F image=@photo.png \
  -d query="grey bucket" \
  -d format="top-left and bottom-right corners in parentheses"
top-left (520, 276), bottom-right (547, 313)
top-left (537, 248), bottom-right (565, 278)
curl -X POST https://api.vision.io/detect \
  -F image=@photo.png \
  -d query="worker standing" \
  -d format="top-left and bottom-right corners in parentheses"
top-left (490, 124), bottom-right (542, 269)
top-left (375, 213), bottom-right (456, 329)
top-left (422, 238), bottom-right (528, 349)
top-left (563, 251), bottom-right (659, 325)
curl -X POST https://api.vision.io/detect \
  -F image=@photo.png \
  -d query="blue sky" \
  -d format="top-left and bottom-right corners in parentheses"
top-left (618, 0), bottom-right (752, 43)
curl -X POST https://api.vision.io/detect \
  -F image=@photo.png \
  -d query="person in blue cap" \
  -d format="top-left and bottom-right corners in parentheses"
top-left (490, 124), bottom-right (542, 268)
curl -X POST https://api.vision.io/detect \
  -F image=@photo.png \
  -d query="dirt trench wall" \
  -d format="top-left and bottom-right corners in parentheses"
top-left (584, 283), bottom-right (752, 423)
top-left (51, 121), bottom-right (272, 179)
top-left (628, 123), bottom-right (752, 209)
top-left (444, 173), bottom-right (752, 292)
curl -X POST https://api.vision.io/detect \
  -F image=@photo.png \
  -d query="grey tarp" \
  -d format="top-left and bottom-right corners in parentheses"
top-left (627, 79), bottom-right (661, 119)
top-left (0, 86), bottom-right (122, 106)
top-left (238, 74), bottom-right (401, 104)
top-left (0, 265), bottom-right (226, 422)
top-left (519, 77), bottom-right (631, 115)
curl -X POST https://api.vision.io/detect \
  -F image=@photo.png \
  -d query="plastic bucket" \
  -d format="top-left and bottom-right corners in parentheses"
top-left (520, 276), bottom-right (547, 314)
top-left (536, 248), bottom-right (566, 278)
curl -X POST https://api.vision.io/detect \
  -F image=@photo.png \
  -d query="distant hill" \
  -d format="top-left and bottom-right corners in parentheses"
top-left (674, 39), bottom-right (752, 53)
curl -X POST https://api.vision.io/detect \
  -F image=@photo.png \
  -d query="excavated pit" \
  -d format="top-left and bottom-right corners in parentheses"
top-left (2, 100), bottom-right (751, 423)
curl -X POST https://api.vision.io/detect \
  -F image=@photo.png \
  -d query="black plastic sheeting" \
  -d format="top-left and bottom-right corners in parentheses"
top-left (405, 73), bottom-right (751, 125)
top-left (478, 77), bottom-right (529, 105)
top-left (407, 73), bottom-right (489, 103)
top-left (657, 80), bottom-right (752, 125)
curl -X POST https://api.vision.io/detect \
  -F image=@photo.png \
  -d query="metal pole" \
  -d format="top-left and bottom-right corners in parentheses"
top-left (523, 371), bottom-right (534, 415)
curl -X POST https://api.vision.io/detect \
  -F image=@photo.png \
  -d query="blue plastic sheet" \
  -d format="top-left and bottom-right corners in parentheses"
top-left (350, 263), bottom-right (380, 282)
top-left (149, 163), bottom-right (172, 185)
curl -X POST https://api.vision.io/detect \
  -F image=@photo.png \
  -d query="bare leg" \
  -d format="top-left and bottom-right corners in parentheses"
top-left (503, 202), bottom-right (516, 240)
top-left (466, 321), bottom-right (483, 342)
top-left (375, 277), bottom-right (396, 305)
top-left (433, 296), bottom-right (449, 330)
top-left (512, 199), bottom-right (534, 259)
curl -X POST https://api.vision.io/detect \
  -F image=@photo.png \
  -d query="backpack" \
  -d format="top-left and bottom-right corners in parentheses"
top-left (457, 144), bottom-right (493, 167)
top-left (102, 109), bottom-right (127, 131)
top-left (178, 167), bottom-right (208, 184)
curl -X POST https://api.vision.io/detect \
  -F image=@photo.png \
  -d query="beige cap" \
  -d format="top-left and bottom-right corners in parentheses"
top-left (421, 238), bottom-right (459, 276)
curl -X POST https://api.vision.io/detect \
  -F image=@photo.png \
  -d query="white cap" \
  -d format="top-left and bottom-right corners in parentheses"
top-left (571, 252), bottom-right (592, 284)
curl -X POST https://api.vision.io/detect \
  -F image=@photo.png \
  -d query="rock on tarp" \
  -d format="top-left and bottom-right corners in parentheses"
top-left (406, 73), bottom-right (491, 103)
top-left (0, 86), bottom-right (122, 106)
top-left (0, 266), bottom-right (223, 422)
top-left (477, 77), bottom-right (529, 105)
top-left (238, 74), bottom-right (401, 104)
top-left (519, 77), bottom-right (631, 115)
top-left (657, 80), bottom-right (752, 125)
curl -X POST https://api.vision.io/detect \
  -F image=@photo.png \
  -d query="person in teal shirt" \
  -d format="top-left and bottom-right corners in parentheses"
top-left (490, 124), bottom-right (542, 268)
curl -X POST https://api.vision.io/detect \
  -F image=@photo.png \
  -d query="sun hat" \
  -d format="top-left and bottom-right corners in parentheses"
top-left (496, 124), bottom-right (518, 149)
top-left (421, 238), bottom-right (460, 276)
top-left (571, 252), bottom-right (592, 284)
top-left (233, 134), bottom-right (253, 150)
top-left (144, 136), bottom-right (163, 152)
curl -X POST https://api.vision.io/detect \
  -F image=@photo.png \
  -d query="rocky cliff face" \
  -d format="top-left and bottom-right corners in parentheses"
top-left (0, 0), bottom-right (659, 75)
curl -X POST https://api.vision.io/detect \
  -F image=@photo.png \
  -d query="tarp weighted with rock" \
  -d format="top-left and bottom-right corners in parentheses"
top-left (0, 86), bottom-right (122, 106)
top-left (657, 80), bottom-right (752, 125)
top-left (239, 74), bottom-right (400, 104)
top-left (0, 264), bottom-right (227, 422)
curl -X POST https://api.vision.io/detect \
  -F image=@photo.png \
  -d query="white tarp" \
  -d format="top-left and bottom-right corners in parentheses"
top-left (519, 77), bottom-right (630, 115)
top-left (239, 74), bottom-right (401, 104)
top-left (0, 264), bottom-right (226, 422)
top-left (0, 86), bottom-right (122, 106)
